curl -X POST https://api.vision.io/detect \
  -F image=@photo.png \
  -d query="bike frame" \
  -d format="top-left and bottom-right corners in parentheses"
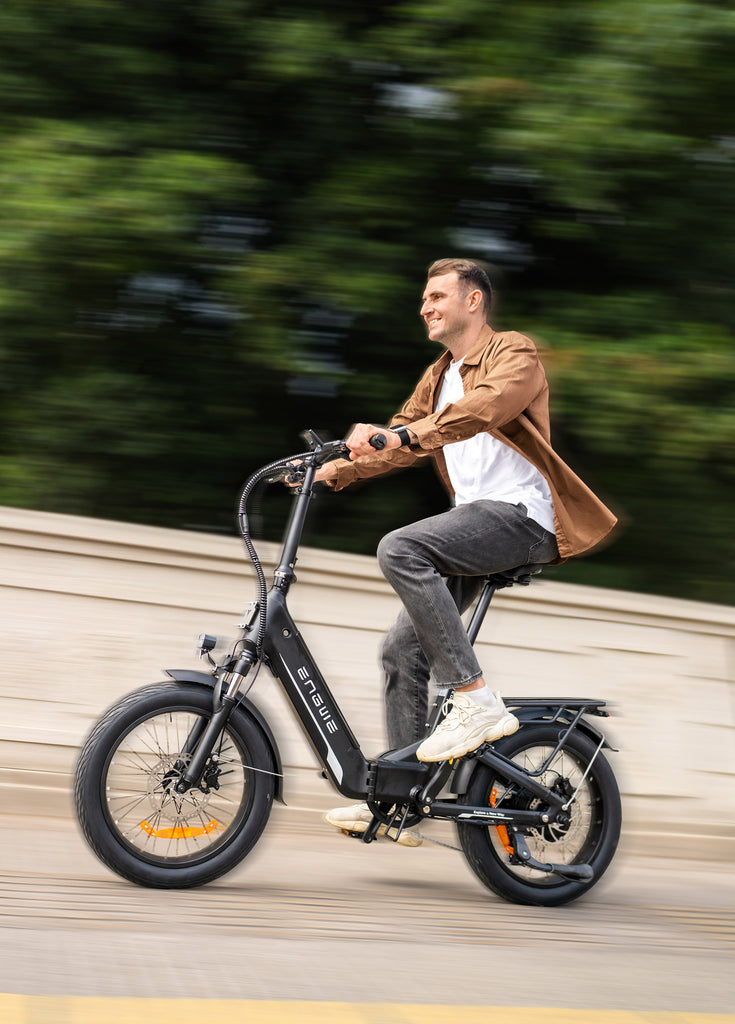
top-left (178, 448), bottom-right (613, 841)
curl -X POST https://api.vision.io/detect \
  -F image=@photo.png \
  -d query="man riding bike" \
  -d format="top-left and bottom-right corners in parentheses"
top-left (312, 258), bottom-right (617, 844)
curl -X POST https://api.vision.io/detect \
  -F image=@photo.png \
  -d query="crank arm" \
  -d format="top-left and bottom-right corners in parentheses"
top-left (415, 760), bottom-right (453, 808)
top-left (511, 832), bottom-right (594, 883)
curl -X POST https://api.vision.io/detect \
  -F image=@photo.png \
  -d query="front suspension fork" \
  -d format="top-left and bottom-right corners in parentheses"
top-left (175, 695), bottom-right (237, 793)
top-left (175, 649), bottom-right (257, 793)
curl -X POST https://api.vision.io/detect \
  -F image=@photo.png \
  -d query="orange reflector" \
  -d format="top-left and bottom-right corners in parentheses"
top-left (139, 818), bottom-right (219, 839)
top-left (490, 787), bottom-right (514, 855)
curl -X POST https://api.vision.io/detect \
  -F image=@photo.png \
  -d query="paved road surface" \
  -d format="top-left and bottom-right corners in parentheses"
top-left (0, 807), bottom-right (733, 1022)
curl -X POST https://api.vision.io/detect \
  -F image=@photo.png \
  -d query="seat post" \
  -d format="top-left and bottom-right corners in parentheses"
top-left (466, 580), bottom-right (498, 646)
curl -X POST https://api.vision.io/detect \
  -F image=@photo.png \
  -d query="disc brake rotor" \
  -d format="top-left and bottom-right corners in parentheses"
top-left (140, 754), bottom-right (220, 838)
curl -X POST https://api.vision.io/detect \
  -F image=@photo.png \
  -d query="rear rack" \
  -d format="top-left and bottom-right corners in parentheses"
top-left (505, 697), bottom-right (610, 717)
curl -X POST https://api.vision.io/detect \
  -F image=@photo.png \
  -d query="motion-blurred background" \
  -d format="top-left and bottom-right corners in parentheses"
top-left (1, 0), bottom-right (733, 603)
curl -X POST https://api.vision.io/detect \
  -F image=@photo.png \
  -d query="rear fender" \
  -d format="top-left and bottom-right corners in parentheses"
top-left (164, 669), bottom-right (284, 803)
top-left (450, 704), bottom-right (613, 797)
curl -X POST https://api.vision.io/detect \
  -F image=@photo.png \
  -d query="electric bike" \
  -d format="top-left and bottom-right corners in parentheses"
top-left (74, 430), bottom-right (622, 906)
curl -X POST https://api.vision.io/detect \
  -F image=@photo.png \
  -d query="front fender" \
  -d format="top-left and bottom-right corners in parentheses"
top-left (163, 669), bottom-right (285, 803)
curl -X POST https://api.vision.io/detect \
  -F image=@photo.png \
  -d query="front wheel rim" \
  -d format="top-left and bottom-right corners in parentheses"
top-left (102, 708), bottom-right (254, 866)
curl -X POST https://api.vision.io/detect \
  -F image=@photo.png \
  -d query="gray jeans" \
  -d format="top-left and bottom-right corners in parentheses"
top-left (377, 500), bottom-right (558, 749)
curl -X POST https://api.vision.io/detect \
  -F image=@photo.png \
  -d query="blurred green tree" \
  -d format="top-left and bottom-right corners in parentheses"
top-left (0, 0), bottom-right (733, 602)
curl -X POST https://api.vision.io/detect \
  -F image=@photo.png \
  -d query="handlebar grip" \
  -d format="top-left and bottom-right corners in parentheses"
top-left (369, 433), bottom-right (387, 450)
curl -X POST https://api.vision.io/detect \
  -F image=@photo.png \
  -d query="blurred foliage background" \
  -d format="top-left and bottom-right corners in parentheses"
top-left (1, 0), bottom-right (733, 603)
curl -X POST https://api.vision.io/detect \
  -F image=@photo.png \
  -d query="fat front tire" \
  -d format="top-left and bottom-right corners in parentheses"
top-left (457, 723), bottom-right (621, 907)
top-left (74, 682), bottom-right (277, 888)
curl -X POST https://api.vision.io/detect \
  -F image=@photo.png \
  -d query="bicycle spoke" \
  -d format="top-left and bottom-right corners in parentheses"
top-left (103, 709), bottom-right (252, 864)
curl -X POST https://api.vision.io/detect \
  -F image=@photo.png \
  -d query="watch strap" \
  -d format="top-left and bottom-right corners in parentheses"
top-left (390, 425), bottom-right (412, 447)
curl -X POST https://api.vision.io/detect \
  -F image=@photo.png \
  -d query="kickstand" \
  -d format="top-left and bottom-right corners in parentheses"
top-left (512, 831), bottom-right (594, 883)
top-left (361, 815), bottom-right (383, 844)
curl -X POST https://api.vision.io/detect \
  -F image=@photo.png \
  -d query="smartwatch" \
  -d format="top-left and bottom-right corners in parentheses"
top-left (390, 425), bottom-right (413, 447)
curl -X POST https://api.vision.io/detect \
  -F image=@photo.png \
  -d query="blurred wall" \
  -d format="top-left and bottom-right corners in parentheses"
top-left (0, 505), bottom-right (733, 860)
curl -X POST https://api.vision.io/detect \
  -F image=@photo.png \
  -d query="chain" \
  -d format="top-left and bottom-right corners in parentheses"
top-left (413, 829), bottom-right (462, 852)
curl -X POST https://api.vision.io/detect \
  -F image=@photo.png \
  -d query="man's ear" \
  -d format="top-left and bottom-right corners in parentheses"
top-left (467, 288), bottom-right (483, 312)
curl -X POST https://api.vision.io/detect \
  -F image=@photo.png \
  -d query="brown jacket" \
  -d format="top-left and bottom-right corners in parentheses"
top-left (325, 324), bottom-right (617, 560)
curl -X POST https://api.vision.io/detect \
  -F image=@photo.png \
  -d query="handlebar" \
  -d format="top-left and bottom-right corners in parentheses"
top-left (306, 430), bottom-right (388, 461)
top-left (265, 432), bottom-right (388, 485)
top-left (235, 429), bottom-right (390, 653)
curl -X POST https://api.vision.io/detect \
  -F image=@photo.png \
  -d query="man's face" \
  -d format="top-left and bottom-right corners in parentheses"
top-left (420, 271), bottom-right (472, 345)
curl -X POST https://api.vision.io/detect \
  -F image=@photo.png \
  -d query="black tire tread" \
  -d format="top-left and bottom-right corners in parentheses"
top-left (74, 682), bottom-right (276, 889)
top-left (457, 723), bottom-right (621, 907)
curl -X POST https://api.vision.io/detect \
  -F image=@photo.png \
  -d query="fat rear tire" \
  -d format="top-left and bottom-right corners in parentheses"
top-left (457, 723), bottom-right (621, 906)
top-left (74, 682), bottom-right (276, 888)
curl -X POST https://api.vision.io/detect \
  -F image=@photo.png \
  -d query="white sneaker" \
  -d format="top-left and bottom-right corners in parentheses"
top-left (416, 691), bottom-right (519, 762)
top-left (323, 802), bottom-right (423, 847)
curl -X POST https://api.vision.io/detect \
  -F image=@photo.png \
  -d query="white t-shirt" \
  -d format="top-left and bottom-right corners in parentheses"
top-left (435, 358), bottom-right (555, 534)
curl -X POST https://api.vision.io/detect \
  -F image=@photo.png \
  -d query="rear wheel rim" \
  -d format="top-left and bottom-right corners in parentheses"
top-left (489, 743), bottom-right (601, 886)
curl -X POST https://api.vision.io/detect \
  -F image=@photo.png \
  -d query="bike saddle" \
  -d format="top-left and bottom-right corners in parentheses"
top-left (484, 564), bottom-right (544, 588)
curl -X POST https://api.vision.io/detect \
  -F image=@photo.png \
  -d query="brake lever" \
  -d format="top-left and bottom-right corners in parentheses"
top-left (284, 464), bottom-right (307, 485)
top-left (264, 464), bottom-right (307, 486)
top-left (312, 440), bottom-right (350, 465)
top-left (269, 439), bottom-right (350, 488)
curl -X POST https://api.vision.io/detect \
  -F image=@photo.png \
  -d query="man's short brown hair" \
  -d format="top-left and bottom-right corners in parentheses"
top-left (427, 258), bottom-right (493, 318)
